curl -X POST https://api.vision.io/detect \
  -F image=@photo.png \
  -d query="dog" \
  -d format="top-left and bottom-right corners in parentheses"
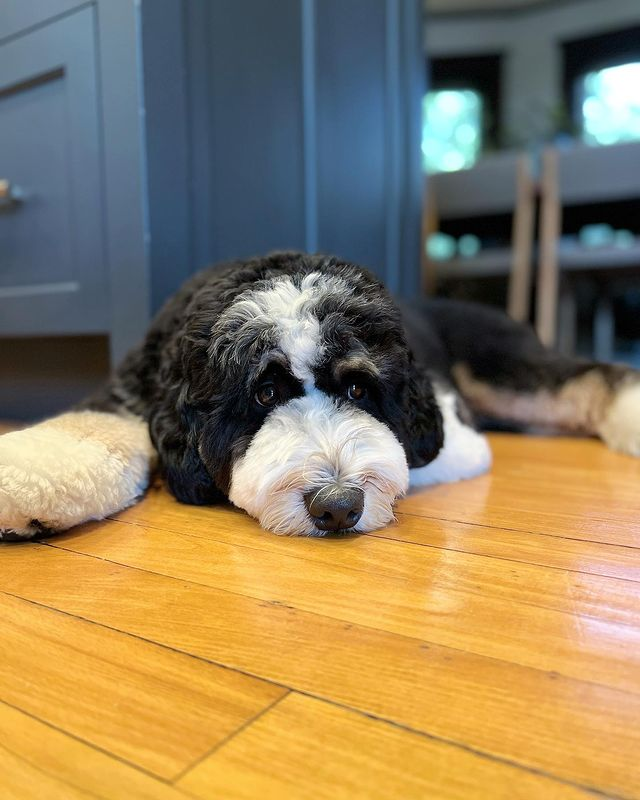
top-left (1, 251), bottom-right (639, 541)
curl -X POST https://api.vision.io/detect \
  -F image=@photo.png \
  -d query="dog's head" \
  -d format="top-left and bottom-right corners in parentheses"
top-left (150, 254), bottom-right (443, 535)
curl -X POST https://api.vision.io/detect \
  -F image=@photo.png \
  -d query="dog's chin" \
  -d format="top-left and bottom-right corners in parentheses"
top-left (227, 393), bottom-right (409, 537)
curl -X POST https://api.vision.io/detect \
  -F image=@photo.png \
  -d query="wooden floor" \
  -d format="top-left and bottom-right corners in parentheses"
top-left (1, 432), bottom-right (639, 799)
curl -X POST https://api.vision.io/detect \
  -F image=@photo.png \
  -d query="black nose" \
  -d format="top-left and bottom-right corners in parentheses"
top-left (304, 485), bottom-right (364, 532)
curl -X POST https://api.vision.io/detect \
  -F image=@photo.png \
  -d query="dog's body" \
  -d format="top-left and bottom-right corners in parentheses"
top-left (1, 252), bottom-right (639, 541)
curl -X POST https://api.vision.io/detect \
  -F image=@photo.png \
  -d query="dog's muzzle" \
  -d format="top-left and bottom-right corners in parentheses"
top-left (304, 484), bottom-right (364, 532)
top-left (228, 392), bottom-right (409, 535)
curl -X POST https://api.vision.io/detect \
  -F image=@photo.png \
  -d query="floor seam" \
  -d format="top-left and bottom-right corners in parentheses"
top-left (395, 510), bottom-right (640, 549)
top-left (0, 697), bottom-right (184, 792)
top-left (1, 589), bottom-right (634, 800)
top-left (172, 691), bottom-right (291, 784)
top-left (41, 536), bottom-right (640, 637)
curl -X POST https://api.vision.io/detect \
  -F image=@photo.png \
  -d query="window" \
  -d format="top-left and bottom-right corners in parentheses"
top-left (563, 25), bottom-right (640, 146)
top-left (422, 89), bottom-right (483, 173)
top-left (422, 53), bottom-right (501, 173)
top-left (580, 62), bottom-right (640, 147)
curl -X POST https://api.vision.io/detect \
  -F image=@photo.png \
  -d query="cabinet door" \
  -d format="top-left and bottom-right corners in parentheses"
top-left (185, 0), bottom-right (423, 297)
top-left (0, 0), bottom-right (87, 41)
top-left (0, 7), bottom-right (108, 335)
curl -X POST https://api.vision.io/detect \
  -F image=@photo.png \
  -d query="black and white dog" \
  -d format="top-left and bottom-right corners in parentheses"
top-left (1, 252), bottom-right (638, 541)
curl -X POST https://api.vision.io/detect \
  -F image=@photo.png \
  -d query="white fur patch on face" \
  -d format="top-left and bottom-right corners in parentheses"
top-left (409, 389), bottom-right (492, 489)
top-left (219, 272), bottom-right (347, 386)
top-left (0, 411), bottom-right (153, 541)
top-left (598, 381), bottom-right (640, 456)
top-left (229, 392), bottom-right (409, 536)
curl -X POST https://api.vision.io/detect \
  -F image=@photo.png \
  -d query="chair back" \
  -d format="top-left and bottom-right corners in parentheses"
top-left (536, 140), bottom-right (640, 348)
top-left (556, 140), bottom-right (640, 204)
top-left (422, 152), bottom-right (535, 323)
top-left (427, 151), bottom-right (525, 220)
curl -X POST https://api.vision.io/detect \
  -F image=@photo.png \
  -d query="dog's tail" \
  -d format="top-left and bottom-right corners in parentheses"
top-left (0, 349), bottom-right (154, 542)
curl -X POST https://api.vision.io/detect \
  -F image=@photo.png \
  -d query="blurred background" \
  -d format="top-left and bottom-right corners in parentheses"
top-left (422, 0), bottom-right (640, 368)
top-left (1, 0), bottom-right (639, 420)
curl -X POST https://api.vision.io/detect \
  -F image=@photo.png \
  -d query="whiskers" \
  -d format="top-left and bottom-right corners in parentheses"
top-left (228, 393), bottom-right (409, 536)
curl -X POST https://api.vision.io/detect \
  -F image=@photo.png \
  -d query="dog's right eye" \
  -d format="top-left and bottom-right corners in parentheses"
top-left (255, 382), bottom-right (280, 408)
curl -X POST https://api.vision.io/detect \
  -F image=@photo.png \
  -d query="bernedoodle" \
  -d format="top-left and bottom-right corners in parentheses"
top-left (1, 252), bottom-right (638, 541)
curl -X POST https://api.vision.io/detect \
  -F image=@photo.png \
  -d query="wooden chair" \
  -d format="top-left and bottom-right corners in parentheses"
top-left (422, 152), bottom-right (536, 323)
top-left (536, 141), bottom-right (640, 354)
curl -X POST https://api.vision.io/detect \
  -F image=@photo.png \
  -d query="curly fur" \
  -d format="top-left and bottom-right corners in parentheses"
top-left (1, 251), bottom-right (638, 542)
top-left (0, 411), bottom-right (152, 540)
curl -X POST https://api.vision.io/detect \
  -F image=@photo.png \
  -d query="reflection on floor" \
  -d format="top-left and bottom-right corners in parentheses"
top-left (1, 432), bottom-right (639, 799)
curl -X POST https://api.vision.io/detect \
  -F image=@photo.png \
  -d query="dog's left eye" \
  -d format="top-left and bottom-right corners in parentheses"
top-left (255, 382), bottom-right (280, 408)
top-left (347, 383), bottom-right (367, 401)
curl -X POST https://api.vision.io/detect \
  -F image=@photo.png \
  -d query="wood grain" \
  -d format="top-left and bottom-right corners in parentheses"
top-left (179, 693), bottom-right (597, 800)
top-left (397, 434), bottom-right (640, 546)
top-left (0, 592), bottom-right (284, 779)
top-left (1, 544), bottom-right (639, 796)
top-left (0, 701), bottom-right (188, 800)
top-left (45, 517), bottom-right (640, 694)
top-left (1, 432), bottom-right (639, 798)
top-left (111, 484), bottom-right (640, 581)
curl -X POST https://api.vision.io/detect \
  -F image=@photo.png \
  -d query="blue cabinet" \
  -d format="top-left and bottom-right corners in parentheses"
top-left (0, 0), bottom-right (424, 364)
top-left (186, 0), bottom-right (424, 298)
top-left (0, 6), bottom-right (107, 335)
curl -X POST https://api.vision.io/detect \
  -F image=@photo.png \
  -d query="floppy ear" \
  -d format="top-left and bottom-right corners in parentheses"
top-left (149, 391), bottom-right (225, 506)
top-left (399, 359), bottom-right (445, 468)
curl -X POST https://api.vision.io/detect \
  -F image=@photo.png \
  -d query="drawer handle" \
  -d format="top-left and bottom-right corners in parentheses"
top-left (0, 179), bottom-right (24, 211)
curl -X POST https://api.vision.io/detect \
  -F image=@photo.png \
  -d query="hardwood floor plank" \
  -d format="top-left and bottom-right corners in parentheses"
top-left (490, 433), bottom-right (640, 472)
top-left (46, 517), bottom-right (640, 695)
top-left (1, 748), bottom-right (93, 800)
top-left (0, 701), bottom-right (188, 799)
top-left (390, 514), bottom-right (640, 581)
top-left (1, 543), bottom-right (638, 797)
top-left (111, 486), bottom-right (640, 581)
top-left (0, 592), bottom-right (285, 779)
top-left (397, 435), bottom-right (640, 546)
top-left (178, 693), bottom-right (597, 800)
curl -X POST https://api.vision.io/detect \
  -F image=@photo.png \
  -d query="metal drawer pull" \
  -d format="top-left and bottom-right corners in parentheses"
top-left (0, 179), bottom-right (25, 211)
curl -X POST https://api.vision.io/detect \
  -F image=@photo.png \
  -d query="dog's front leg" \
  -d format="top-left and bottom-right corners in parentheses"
top-left (0, 411), bottom-right (154, 541)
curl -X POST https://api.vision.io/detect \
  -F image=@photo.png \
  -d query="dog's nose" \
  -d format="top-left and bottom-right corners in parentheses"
top-left (304, 485), bottom-right (364, 532)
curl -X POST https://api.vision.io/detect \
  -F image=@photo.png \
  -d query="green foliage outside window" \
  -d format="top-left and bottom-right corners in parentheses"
top-left (421, 89), bottom-right (482, 173)
top-left (581, 62), bottom-right (640, 147)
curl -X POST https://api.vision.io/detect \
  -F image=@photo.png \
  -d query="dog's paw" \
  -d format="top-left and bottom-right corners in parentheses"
top-left (0, 521), bottom-right (51, 543)
top-left (0, 411), bottom-right (153, 542)
top-left (598, 382), bottom-right (640, 457)
top-left (0, 452), bottom-right (74, 541)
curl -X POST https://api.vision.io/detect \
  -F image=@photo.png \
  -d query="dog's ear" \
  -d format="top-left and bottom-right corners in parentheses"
top-left (398, 359), bottom-right (444, 468)
top-left (149, 399), bottom-right (224, 505)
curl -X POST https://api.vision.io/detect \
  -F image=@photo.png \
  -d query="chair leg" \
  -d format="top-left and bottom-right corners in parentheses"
top-left (507, 156), bottom-right (535, 322)
top-left (536, 149), bottom-right (561, 347)
top-left (593, 289), bottom-right (615, 363)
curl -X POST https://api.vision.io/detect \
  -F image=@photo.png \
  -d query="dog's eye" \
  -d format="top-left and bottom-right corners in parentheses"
top-left (347, 383), bottom-right (366, 401)
top-left (255, 382), bottom-right (280, 408)
top-left (255, 383), bottom-right (279, 408)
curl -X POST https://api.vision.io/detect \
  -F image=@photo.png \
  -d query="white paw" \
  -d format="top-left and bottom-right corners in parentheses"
top-left (0, 521), bottom-right (52, 542)
top-left (598, 382), bottom-right (640, 457)
top-left (410, 389), bottom-right (492, 488)
top-left (0, 411), bottom-right (153, 541)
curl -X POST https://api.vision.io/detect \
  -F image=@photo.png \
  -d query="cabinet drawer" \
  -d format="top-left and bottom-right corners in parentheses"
top-left (0, 1), bottom-right (88, 42)
top-left (0, 6), bottom-right (108, 335)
